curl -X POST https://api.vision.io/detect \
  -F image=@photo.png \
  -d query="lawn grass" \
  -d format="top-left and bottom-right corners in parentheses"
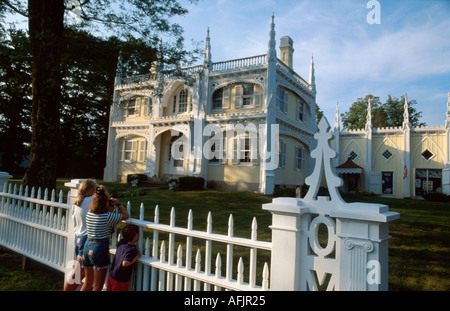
top-left (343, 193), bottom-right (450, 291)
top-left (1, 179), bottom-right (449, 291)
top-left (0, 246), bottom-right (63, 291)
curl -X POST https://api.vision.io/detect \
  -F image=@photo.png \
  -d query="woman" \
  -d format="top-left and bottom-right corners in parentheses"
top-left (80, 185), bottom-right (129, 291)
top-left (63, 179), bottom-right (97, 291)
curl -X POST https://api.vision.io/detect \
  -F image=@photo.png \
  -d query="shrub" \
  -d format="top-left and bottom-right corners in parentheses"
top-left (127, 174), bottom-right (148, 186)
top-left (423, 192), bottom-right (450, 202)
top-left (178, 176), bottom-right (205, 191)
top-left (273, 185), bottom-right (296, 197)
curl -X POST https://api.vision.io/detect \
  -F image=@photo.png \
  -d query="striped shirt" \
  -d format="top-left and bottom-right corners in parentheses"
top-left (86, 211), bottom-right (122, 240)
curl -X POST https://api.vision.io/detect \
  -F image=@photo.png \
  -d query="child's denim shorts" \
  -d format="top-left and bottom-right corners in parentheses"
top-left (82, 238), bottom-right (110, 270)
top-left (74, 235), bottom-right (88, 260)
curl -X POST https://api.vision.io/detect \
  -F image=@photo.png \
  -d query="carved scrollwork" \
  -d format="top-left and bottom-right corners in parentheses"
top-left (344, 238), bottom-right (374, 253)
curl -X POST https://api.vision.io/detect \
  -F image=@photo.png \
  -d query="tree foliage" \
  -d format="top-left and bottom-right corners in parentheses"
top-left (1, 0), bottom-right (200, 189)
top-left (0, 27), bottom-right (162, 177)
top-left (341, 94), bottom-right (425, 130)
top-left (0, 27), bottom-right (32, 174)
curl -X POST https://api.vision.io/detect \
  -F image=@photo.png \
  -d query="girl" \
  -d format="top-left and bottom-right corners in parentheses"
top-left (64, 179), bottom-right (97, 291)
top-left (81, 185), bottom-right (129, 291)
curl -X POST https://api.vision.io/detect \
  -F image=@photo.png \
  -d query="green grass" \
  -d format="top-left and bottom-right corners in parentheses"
top-left (1, 179), bottom-right (449, 291)
top-left (0, 247), bottom-right (63, 291)
top-left (343, 192), bottom-right (450, 291)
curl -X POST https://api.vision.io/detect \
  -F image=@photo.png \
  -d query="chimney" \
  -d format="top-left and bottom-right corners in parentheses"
top-left (280, 36), bottom-right (294, 69)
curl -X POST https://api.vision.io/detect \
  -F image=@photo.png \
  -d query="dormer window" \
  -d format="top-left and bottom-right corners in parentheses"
top-left (125, 98), bottom-right (139, 117)
top-left (234, 83), bottom-right (261, 109)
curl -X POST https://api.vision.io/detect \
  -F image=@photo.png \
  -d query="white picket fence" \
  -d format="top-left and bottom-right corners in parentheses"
top-left (0, 180), bottom-right (271, 291)
top-left (118, 204), bottom-right (271, 291)
top-left (0, 183), bottom-right (72, 273)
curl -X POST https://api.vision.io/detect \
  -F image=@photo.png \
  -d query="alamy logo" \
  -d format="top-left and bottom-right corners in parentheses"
top-left (366, 0), bottom-right (381, 25)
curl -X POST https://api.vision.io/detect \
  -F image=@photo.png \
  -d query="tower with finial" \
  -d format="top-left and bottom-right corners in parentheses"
top-left (267, 13), bottom-right (276, 63)
top-left (309, 54), bottom-right (316, 94)
top-left (365, 97), bottom-right (373, 132)
top-left (204, 27), bottom-right (212, 71)
top-left (403, 93), bottom-right (411, 130)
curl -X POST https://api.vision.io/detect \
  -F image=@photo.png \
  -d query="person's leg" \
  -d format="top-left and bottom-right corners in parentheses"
top-left (92, 268), bottom-right (108, 291)
top-left (63, 259), bottom-right (85, 291)
top-left (80, 268), bottom-right (93, 291)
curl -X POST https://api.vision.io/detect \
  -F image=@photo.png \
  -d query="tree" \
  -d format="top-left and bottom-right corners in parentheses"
top-left (0, 27), bottom-right (161, 178)
top-left (58, 29), bottom-right (159, 178)
top-left (382, 95), bottom-right (425, 128)
top-left (0, 27), bottom-right (32, 174)
top-left (315, 103), bottom-right (324, 126)
top-left (341, 95), bottom-right (382, 130)
top-left (341, 94), bottom-right (425, 130)
top-left (1, 0), bottom-right (199, 190)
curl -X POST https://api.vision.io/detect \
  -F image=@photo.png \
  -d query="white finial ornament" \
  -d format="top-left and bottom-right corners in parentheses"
top-left (304, 117), bottom-right (344, 209)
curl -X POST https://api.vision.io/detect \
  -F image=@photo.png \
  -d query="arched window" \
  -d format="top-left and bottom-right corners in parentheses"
top-left (172, 88), bottom-right (191, 114)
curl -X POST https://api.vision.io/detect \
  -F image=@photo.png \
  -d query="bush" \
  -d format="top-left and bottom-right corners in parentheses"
top-left (177, 176), bottom-right (205, 191)
top-left (127, 174), bottom-right (148, 186)
top-left (273, 185), bottom-right (296, 197)
top-left (423, 192), bottom-right (450, 202)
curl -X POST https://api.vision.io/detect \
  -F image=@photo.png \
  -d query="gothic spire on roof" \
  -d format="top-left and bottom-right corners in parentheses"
top-left (403, 93), bottom-right (411, 130)
top-left (267, 13), bottom-right (276, 62)
top-left (309, 54), bottom-right (316, 93)
top-left (204, 27), bottom-right (212, 70)
top-left (365, 97), bottom-right (373, 131)
top-left (334, 101), bottom-right (340, 131)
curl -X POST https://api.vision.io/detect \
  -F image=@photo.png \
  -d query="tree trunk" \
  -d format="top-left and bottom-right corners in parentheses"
top-left (22, 0), bottom-right (65, 190)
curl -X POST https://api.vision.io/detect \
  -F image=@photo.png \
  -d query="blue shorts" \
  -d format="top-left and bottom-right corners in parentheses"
top-left (74, 235), bottom-right (87, 260)
top-left (82, 238), bottom-right (110, 270)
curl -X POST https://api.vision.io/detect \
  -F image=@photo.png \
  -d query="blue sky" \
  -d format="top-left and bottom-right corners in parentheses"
top-left (174, 0), bottom-right (450, 127)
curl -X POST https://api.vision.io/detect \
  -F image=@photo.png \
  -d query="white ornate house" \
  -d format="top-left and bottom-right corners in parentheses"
top-left (103, 15), bottom-right (317, 195)
top-left (103, 14), bottom-right (450, 198)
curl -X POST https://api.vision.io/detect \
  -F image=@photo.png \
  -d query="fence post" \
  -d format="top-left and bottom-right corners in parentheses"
top-left (262, 197), bottom-right (307, 290)
top-left (0, 172), bottom-right (12, 190)
top-left (63, 179), bottom-right (85, 283)
top-left (332, 206), bottom-right (399, 291)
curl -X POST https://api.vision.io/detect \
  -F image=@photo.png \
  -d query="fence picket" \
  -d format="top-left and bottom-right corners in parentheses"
top-left (193, 249), bottom-right (201, 291)
top-left (226, 214), bottom-right (234, 285)
top-left (204, 211), bottom-right (212, 291)
top-left (167, 207), bottom-right (175, 291)
top-left (158, 241), bottom-right (166, 291)
top-left (185, 209), bottom-right (193, 290)
top-left (150, 205), bottom-right (159, 291)
top-left (175, 244), bottom-right (183, 291)
top-left (215, 253), bottom-right (222, 291)
top-left (143, 237), bottom-right (151, 291)
top-left (136, 202), bottom-right (145, 291)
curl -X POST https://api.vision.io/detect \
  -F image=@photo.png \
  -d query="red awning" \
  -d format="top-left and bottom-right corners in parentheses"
top-left (336, 157), bottom-right (363, 174)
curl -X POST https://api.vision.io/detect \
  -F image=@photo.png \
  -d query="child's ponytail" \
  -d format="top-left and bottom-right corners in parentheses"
top-left (73, 179), bottom-right (97, 207)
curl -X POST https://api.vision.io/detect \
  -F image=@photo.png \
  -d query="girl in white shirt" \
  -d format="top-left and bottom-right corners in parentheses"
top-left (63, 179), bottom-right (97, 291)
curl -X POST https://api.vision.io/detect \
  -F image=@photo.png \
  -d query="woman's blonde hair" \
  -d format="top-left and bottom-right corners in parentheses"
top-left (73, 179), bottom-right (97, 207)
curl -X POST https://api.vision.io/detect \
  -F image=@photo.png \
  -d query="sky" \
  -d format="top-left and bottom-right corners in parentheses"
top-left (173, 0), bottom-right (450, 127)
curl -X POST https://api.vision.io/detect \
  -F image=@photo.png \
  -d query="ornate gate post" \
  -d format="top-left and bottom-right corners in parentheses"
top-left (264, 117), bottom-right (399, 291)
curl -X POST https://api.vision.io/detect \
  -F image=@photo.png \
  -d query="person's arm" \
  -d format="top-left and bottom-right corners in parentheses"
top-left (110, 198), bottom-right (129, 220)
top-left (122, 251), bottom-right (141, 267)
